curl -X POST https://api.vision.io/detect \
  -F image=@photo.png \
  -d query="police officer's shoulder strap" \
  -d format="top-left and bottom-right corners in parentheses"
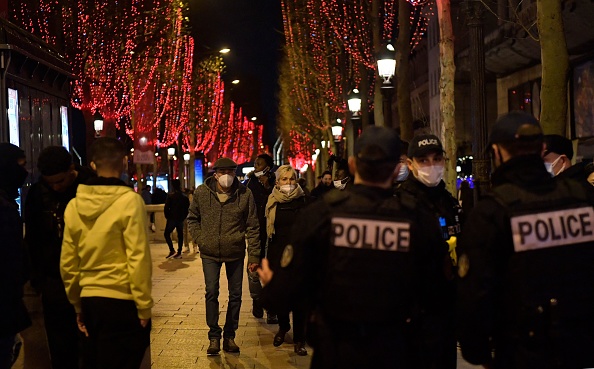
top-left (489, 178), bottom-right (589, 211)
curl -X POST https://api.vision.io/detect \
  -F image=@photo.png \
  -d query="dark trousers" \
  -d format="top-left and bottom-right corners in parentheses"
top-left (81, 297), bottom-right (150, 369)
top-left (0, 334), bottom-right (16, 369)
top-left (278, 308), bottom-right (306, 343)
top-left (202, 258), bottom-right (244, 339)
top-left (164, 219), bottom-right (184, 253)
top-left (41, 277), bottom-right (85, 369)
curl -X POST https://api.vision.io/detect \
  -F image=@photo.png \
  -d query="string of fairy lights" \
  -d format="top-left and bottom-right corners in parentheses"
top-left (279, 0), bottom-right (432, 170)
top-left (10, 0), bottom-right (263, 165)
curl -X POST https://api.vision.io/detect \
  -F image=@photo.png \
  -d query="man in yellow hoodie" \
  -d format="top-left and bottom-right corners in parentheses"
top-left (60, 137), bottom-right (153, 369)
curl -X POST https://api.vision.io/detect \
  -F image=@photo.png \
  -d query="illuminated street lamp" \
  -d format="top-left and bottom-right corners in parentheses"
top-left (93, 111), bottom-right (104, 137)
top-left (167, 146), bottom-right (176, 190)
top-left (219, 48), bottom-right (230, 54)
top-left (347, 89), bottom-right (362, 116)
top-left (183, 153), bottom-right (191, 188)
top-left (332, 119), bottom-right (343, 141)
top-left (377, 44), bottom-right (396, 85)
top-left (231, 79), bottom-right (240, 85)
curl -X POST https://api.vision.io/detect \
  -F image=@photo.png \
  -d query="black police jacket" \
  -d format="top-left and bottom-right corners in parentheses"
top-left (457, 155), bottom-right (594, 369)
top-left (262, 184), bottom-right (447, 326)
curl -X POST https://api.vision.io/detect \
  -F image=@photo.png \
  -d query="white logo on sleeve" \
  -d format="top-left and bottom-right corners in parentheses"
top-left (331, 217), bottom-right (410, 252)
top-left (511, 207), bottom-right (594, 252)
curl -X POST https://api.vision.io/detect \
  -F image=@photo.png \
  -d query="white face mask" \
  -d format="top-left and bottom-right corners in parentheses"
top-left (254, 168), bottom-right (269, 178)
top-left (415, 165), bottom-right (444, 187)
top-left (217, 174), bottom-right (234, 188)
top-left (279, 184), bottom-right (296, 194)
top-left (545, 156), bottom-right (565, 177)
top-left (333, 177), bottom-right (349, 190)
top-left (396, 164), bottom-right (409, 182)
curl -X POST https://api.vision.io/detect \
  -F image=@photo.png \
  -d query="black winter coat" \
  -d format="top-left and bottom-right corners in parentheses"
top-left (0, 189), bottom-right (31, 335)
top-left (164, 190), bottom-right (190, 222)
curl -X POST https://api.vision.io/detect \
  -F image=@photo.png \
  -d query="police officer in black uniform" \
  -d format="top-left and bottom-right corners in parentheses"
top-left (396, 134), bottom-right (461, 369)
top-left (457, 111), bottom-right (594, 369)
top-left (258, 126), bottom-right (448, 369)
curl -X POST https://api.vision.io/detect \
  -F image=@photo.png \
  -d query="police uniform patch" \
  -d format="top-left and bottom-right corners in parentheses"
top-left (280, 244), bottom-right (294, 268)
top-left (331, 217), bottom-right (410, 252)
top-left (458, 253), bottom-right (469, 278)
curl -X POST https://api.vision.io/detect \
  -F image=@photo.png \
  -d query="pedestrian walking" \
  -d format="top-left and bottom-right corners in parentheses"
top-left (243, 154), bottom-right (277, 322)
top-left (141, 184), bottom-right (156, 232)
top-left (309, 171), bottom-right (333, 199)
top-left (163, 179), bottom-right (190, 259)
top-left (25, 146), bottom-right (94, 369)
top-left (0, 143), bottom-right (31, 369)
top-left (60, 138), bottom-right (153, 369)
top-left (264, 164), bottom-right (311, 355)
top-left (258, 127), bottom-right (448, 369)
top-left (187, 157), bottom-right (260, 355)
top-left (457, 111), bottom-right (594, 369)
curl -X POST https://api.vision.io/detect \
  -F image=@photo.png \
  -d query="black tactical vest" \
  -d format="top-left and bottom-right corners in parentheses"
top-left (489, 178), bottom-right (594, 368)
top-left (319, 190), bottom-right (419, 325)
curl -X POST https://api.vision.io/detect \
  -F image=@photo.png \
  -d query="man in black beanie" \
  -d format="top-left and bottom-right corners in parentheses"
top-left (0, 143), bottom-right (31, 367)
top-left (25, 146), bottom-right (94, 369)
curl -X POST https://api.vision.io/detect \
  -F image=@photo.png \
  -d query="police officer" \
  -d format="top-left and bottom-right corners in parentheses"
top-left (396, 134), bottom-right (461, 369)
top-left (258, 126), bottom-right (447, 369)
top-left (457, 111), bottom-right (594, 369)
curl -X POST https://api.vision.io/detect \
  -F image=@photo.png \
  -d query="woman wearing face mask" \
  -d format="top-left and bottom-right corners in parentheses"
top-left (395, 134), bottom-right (462, 369)
top-left (264, 165), bottom-right (311, 356)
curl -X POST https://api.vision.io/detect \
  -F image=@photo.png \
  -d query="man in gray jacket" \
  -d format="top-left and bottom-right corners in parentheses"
top-left (187, 157), bottom-right (260, 355)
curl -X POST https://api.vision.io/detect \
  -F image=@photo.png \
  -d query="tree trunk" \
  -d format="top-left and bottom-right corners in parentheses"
top-left (437, 0), bottom-right (457, 194)
top-left (371, 0), bottom-right (385, 127)
top-left (397, 0), bottom-right (414, 140)
top-left (537, 0), bottom-right (569, 135)
top-left (360, 64), bottom-right (371, 129)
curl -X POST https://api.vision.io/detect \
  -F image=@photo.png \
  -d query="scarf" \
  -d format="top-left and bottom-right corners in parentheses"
top-left (265, 184), bottom-right (305, 238)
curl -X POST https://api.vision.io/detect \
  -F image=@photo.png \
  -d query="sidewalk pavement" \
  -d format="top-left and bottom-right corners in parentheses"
top-left (14, 241), bottom-right (480, 369)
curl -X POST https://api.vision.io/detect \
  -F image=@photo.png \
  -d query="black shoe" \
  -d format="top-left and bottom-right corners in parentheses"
top-left (206, 338), bottom-right (220, 355)
top-left (222, 338), bottom-right (240, 353)
top-left (165, 251), bottom-right (176, 259)
top-left (273, 330), bottom-right (287, 347)
top-left (173, 252), bottom-right (182, 259)
top-left (266, 313), bottom-right (278, 324)
top-left (294, 342), bottom-right (308, 356)
top-left (252, 301), bottom-right (264, 318)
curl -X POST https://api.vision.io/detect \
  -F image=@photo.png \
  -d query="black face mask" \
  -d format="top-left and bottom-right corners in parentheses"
top-left (0, 143), bottom-right (27, 200)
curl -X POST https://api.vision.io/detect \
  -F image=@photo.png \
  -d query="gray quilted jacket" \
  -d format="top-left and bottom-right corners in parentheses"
top-left (187, 176), bottom-right (260, 264)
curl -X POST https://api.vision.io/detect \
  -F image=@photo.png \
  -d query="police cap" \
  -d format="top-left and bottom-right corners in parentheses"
top-left (489, 111), bottom-right (543, 145)
top-left (408, 134), bottom-right (445, 158)
top-left (354, 126), bottom-right (401, 164)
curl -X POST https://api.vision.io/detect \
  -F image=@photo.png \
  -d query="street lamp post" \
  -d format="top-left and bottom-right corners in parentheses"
top-left (93, 111), bottom-right (104, 138)
top-left (167, 146), bottom-right (176, 191)
top-left (183, 153), bottom-right (190, 189)
top-left (377, 44), bottom-right (396, 127)
top-left (465, 0), bottom-right (490, 199)
top-left (347, 89), bottom-right (362, 158)
top-left (332, 119), bottom-right (344, 158)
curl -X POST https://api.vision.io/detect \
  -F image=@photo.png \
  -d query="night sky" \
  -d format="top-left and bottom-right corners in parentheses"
top-left (190, 0), bottom-right (284, 149)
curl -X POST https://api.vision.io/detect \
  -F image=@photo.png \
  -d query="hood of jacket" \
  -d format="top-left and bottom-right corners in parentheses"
top-left (74, 184), bottom-right (134, 221)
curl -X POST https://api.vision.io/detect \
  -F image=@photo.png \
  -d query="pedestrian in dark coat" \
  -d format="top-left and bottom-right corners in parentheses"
top-left (264, 165), bottom-right (311, 355)
top-left (0, 143), bottom-right (31, 368)
top-left (164, 179), bottom-right (190, 259)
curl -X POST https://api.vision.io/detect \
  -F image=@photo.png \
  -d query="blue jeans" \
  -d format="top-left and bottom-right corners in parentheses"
top-left (164, 219), bottom-right (184, 253)
top-left (202, 258), bottom-right (244, 339)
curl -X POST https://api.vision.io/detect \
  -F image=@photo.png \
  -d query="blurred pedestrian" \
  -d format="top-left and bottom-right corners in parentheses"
top-left (60, 138), bottom-right (153, 369)
top-left (457, 111), bottom-right (594, 368)
top-left (163, 179), bottom-right (190, 259)
top-left (264, 165), bottom-right (311, 355)
top-left (0, 143), bottom-right (31, 369)
top-left (310, 171), bottom-right (333, 199)
top-left (141, 184), bottom-right (156, 232)
top-left (25, 146), bottom-right (94, 369)
top-left (243, 154), bottom-right (276, 322)
top-left (187, 157), bottom-right (261, 355)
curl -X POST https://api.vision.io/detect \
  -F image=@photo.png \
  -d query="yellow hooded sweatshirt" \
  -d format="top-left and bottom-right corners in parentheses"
top-left (60, 183), bottom-right (153, 319)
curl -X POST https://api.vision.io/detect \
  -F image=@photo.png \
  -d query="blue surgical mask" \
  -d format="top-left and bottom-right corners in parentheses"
top-left (396, 165), bottom-right (409, 182)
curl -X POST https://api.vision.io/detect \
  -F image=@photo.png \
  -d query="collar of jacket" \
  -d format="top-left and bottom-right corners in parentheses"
top-left (350, 184), bottom-right (394, 201)
top-left (491, 154), bottom-right (554, 189)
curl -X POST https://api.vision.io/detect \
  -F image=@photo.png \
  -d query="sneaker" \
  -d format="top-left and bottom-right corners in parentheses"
top-left (294, 342), bottom-right (308, 356)
top-left (266, 313), bottom-right (278, 324)
top-left (173, 252), bottom-right (182, 259)
top-left (252, 301), bottom-right (264, 319)
top-left (206, 338), bottom-right (220, 355)
top-left (165, 251), bottom-right (176, 259)
top-left (183, 246), bottom-right (190, 253)
top-left (222, 338), bottom-right (240, 353)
